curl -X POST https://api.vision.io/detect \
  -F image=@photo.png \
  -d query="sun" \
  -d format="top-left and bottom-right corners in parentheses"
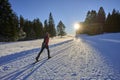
top-left (74, 23), bottom-right (80, 31)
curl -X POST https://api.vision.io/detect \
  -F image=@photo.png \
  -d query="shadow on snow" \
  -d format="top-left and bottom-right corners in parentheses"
top-left (0, 39), bottom-right (73, 66)
top-left (0, 39), bottom-right (73, 79)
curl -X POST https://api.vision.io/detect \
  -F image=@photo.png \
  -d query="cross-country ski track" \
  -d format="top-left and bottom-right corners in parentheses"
top-left (0, 37), bottom-right (120, 80)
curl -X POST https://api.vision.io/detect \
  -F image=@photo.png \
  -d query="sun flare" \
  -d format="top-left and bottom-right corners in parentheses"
top-left (74, 23), bottom-right (80, 30)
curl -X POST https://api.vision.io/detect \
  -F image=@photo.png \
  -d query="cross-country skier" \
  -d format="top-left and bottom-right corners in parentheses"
top-left (36, 32), bottom-right (51, 62)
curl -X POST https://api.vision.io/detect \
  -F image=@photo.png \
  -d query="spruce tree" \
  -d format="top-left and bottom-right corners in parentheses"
top-left (44, 19), bottom-right (49, 33)
top-left (85, 11), bottom-right (91, 23)
top-left (33, 18), bottom-right (44, 38)
top-left (85, 10), bottom-right (97, 23)
top-left (106, 9), bottom-right (120, 32)
top-left (18, 15), bottom-right (26, 39)
top-left (96, 7), bottom-right (106, 33)
top-left (104, 13), bottom-right (111, 32)
top-left (97, 7), bottom-right (106, 24)
top-left (20, 15), bottom-right (24, 28)
top-left (0, 0), bottom-right (18, 41)
top-left (48, 12), bottom-right (56, 37)
top-left (57, 21), bottom-right (66, 37)
top-left (23, 20), bottom-right (33, 40)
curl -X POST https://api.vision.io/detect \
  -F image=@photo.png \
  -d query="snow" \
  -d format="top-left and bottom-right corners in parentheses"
top-left (80, 33), bottom-right (120, 73)
top-left (0, 36), bottom-right (73, 57)
top-left (0, 34), bottom-right (120, 80)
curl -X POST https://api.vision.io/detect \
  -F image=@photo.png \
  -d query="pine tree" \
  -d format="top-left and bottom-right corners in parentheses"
top-left (102, 9), bottom-right (120, 33)
top-left (0, 0), bottom-right (19, 41)
top-left (23, 20), bottom-right (33, 40)
top-left (109, 9), bottom-right (120, 32)
top-left (11, 13), bottom-right (19, 40)
top-left (44, 19), bottom-right (49, 33)
top-left (33, 18), bottom-right (44, 38)
top-left (96, 7), bottom-right (106, 33)
top-left (57, 21), bottom-right (66, 37)
top-left (85, 11), bottom-right (91, 23)
top-left (97, 7), bottom-right (106, 24)
top-left (18, 15), bottom-right (26, 40)
top-left (48, 12), bottom-right (56, 37)
top-left (20, 15), bottom-right (24, 28)
top-left (104, 13), bottom-right (111, 32)
top-left (85, 10), bottom-right (97, 23)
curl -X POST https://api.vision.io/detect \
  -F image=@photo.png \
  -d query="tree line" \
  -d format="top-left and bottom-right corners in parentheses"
top-left (77, 7), bottom-right (120, 35)
top-left (0, 0), bottom-right (66, 42)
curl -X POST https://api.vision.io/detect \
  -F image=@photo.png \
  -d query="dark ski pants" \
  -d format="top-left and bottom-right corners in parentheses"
top-left (36, 46), bottom-right (50, 60)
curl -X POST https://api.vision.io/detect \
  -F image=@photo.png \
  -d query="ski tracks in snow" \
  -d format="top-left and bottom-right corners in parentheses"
top-left (0, 39), bottom-right (120, 80)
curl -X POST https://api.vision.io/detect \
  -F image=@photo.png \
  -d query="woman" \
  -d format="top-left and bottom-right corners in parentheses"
top-left (36, 32), bottom-right (51, 62)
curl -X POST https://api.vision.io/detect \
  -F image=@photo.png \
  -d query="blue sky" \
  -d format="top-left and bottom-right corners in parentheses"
top-left (9, 0), bottom-right (120, 35)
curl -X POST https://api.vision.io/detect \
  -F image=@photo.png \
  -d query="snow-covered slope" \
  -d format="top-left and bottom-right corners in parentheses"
top-left (0, 36), bottom-right (73, 57)
top-left (80, 33), bottom-right (120, 72)
top-left (0, 34), bottom-right (120, 80)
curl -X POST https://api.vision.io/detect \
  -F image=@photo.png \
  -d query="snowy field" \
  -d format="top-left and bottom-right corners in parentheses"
top-left (0, 34), bottom-right (120, 80)
top-left (0, 36), bottom-right (73, 57)
top-left (80, 33), bottom-right (120, 72)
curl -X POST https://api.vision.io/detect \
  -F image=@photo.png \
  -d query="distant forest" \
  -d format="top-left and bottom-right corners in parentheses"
top-left (76, 7), bottom-right (120, 35)
top-left (0, 0), bottom-right (66, 42)
top-left (1, 0), bottom-right (120, 42)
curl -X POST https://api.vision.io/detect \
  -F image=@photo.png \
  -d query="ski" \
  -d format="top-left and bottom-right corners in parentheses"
top-left (30, 61), bottom-right (39, 71)
top-left (33, 60), bottom-right (39, 64)
top-left (33, 57), bottom-right (51, 64)
top-left (30, 57), bottom-right (51, 71)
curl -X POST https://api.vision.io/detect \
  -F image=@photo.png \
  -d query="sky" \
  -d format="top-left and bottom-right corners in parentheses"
top-left (9, 0), bottom-right (120, 35)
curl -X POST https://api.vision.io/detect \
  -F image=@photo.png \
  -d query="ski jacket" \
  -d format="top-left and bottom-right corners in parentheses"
top-left (43, 34), bottom-right (49, 46)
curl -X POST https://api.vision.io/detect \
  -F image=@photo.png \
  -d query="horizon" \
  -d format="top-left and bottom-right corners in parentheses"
top-left (9, 0), bottom-right (120, 35)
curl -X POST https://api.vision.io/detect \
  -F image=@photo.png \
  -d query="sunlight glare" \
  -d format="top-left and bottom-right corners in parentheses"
top-left (74, 23), bottom-right (80, 31)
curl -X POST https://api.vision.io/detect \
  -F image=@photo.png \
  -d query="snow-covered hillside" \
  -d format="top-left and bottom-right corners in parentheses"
top-left (0, 34), bottom-right (120, 80)
top-left (0, 36), bottom-right (73, 57)
top-left (80, 33), bottom-right (120, 72)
